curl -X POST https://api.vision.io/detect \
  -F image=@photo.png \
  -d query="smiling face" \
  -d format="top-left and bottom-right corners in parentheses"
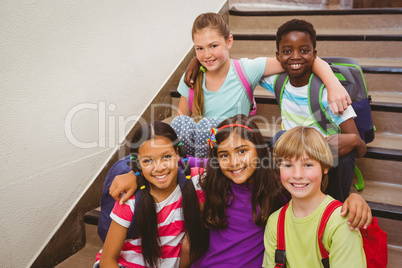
top-left (137, 136), bottom-right (179, 199)
top-left (276, 31), bottom-right (317, 87)
top-left (217, 133), bottom-right (258, 184)
top-left (193, 27), bottom-right (233, 73)
top-left (279, 152), bottom-right (328, 202)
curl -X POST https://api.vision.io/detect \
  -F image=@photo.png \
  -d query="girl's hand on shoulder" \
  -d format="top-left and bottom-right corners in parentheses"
top-left (327, 82), bottom-right (352, 115)
top-left (109, 170), bottom-right (138, 204)
top-left (184, 57), bottom-right (201, 88)
top-left (341, 193), bottom-right (372, 231)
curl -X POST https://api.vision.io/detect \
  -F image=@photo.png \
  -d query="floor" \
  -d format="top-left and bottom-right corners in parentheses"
top-left (56, 224), bottom-right (102, 267)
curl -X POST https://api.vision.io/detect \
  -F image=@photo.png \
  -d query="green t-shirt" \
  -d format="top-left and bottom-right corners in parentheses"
top-left (263, 195), bottom-right (366, 268)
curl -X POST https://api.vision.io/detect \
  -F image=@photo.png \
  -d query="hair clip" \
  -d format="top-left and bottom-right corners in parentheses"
top-left (130, 155), bottom-right (135, 160)
top-left (186, 175), bottom-right (191, 180)
top-left (182, 158), bottom-right (188, 162)
top-left (206, 127), bottom-right (218, 148)
top-left (140, 185), bottom-right (146, 190)
top-left (135, 172), bottom-right (140, 176)
top-left (200, 66), bottom-right (206, 73)
top-left (178, 142), bottom-right (183, 146)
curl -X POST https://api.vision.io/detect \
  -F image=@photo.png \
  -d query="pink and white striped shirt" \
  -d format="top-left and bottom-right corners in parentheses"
top-left (95, 175), bottom-right (204, 268)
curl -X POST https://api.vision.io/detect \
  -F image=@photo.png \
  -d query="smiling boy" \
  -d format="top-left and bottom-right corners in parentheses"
top-left (260, 19), bottom-right (366, 202)
top-left (263, 126), bottom-right (366, 267)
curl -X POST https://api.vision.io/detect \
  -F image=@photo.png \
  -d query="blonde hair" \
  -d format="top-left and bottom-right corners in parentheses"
top-left (191, 13), bottom-right (230, 121)
top-left (273, 126), bottom-right (333, 191)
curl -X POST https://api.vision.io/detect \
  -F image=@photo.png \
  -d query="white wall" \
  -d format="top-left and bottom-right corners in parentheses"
top-left (0, 0), bottom-right (226, 266)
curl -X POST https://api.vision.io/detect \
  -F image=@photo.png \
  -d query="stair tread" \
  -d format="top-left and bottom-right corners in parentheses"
top-left (231, 49), bottom-right (402, 68)
top-left (232, 29), bottom-right (402, 35)
top-left (351, 181), bottom-right (402, 207)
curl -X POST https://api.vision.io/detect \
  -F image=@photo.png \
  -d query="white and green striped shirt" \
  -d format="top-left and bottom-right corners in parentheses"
top-left (260, 75), bottom-right (356, 136)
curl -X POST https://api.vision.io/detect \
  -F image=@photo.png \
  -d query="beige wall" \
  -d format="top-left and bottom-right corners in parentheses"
top-left (0, 1), bottom-right (226, 267)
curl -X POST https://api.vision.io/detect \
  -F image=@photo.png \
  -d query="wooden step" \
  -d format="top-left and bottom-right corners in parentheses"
top-left (364, 73), bottom-right (402, 93)
top-left (229, 9), bottom-right (402, 35)
top-left (56, 223), bottom-right (102, 267)
top-left (231, 39), bottom-right (402, 63)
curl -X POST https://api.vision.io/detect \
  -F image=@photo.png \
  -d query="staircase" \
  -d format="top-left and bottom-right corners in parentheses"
top-left (61, 3), bottom-right (402, 267)
top-left (226, 4), bottom-right (402, 267)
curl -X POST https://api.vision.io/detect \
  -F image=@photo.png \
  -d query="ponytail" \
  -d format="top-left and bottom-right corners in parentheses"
top-left (178, 143), bottom-right (209, 262)
top-left (128, 156), bottom-right (161, 267)
top-left (192, 69), bottom-right (204, 122)
top-left (127, 121), bottom-right (208, 265)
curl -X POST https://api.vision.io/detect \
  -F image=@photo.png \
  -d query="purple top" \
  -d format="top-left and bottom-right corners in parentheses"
top-left (192, 181), bottom-right (264, 268)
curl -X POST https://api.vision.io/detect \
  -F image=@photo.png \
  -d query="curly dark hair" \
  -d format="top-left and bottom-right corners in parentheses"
top-left (276, 19), bottom-right (316, 50)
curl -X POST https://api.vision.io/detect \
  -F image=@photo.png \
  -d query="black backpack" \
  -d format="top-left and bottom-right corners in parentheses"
top-left (273, 57), bottom-right (375, 144)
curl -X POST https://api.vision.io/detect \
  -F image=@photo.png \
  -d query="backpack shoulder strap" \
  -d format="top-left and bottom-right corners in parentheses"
top-left (232, 59), bottom-right (253, 101)
top-left (273, 73), bottom-right (288, 109)
top-left (188, 87), bottom-right (194, 113)
top-left (318, 200), bottom-right (343, 268)
top-left (231, 59), bottom-right (256, 115)
top-left (308, 74), bottom-right (340, 136)
top-left (177, 168), bottom-right (187, 189)
top-left (275, 202), bottom-right (289, 268)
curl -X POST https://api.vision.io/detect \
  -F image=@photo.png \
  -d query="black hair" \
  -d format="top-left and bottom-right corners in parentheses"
top-left (201, 114), bottom-right (286, 228)
top-left (128, 121), bottom-right (208, 266)
top-left (276, 19), bottom-right (316, 50)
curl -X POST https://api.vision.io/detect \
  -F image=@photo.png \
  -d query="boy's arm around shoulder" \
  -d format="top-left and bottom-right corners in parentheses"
top-left (325, 207), bottom-right (367, 268)
top-left (312, 57), bottom-right (352, 115)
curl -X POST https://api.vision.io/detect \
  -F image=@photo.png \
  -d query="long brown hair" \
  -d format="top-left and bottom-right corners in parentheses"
top-left (191, 12), bottom-right (230, 121)
top-left (128, 121), bottom-right (208, 265)
top-left (201, 115), bottom-right (286, 228)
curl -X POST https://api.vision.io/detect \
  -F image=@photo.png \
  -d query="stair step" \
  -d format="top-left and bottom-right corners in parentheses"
top-left (230, 39), bottom-right (402, 65)
top-left (56, 223), bottom-right (102, 267)
top-left (233, 33), bottom-right (402, 42)
top-left (351, 180), bottom-right (402, 207)
top-left (365, 73), bottom-right (402, 93)
top-left (229, 6), bottom-right (402, 16)
top-left (229, 9), bottom-right (402, 35)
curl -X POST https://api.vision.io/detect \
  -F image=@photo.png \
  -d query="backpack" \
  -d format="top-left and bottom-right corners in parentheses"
top-left (273, 57), bottom-right (375, 144)
top-left (188, 59), bottom-right (257, 116)
top-left (97, 155), bottom-right (203, 242)
top-left (275, 200), bottom-right (388, 268)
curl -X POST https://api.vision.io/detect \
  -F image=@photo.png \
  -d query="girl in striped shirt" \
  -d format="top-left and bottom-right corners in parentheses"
top-left (95, 121), bottom-right (208, 268)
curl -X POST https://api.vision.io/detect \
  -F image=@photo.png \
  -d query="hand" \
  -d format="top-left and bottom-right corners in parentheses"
top-left (327, 83), bottom-right (352, 115)
top-left (184, 57), bottom-right (201, 88)
top-left (109, 170), bottom-right (138, 205)
top-left (326, 134), bottom-right (357, 157)
top-left (341, 193), bottom-right (372, 230)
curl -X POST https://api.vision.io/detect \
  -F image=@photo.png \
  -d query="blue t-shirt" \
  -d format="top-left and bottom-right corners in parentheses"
top-left (178, 57), bottom-right (266, 121)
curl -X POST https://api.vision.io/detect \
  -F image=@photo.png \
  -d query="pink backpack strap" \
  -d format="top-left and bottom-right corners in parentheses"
top-left (232, 59), bottom-right (257, 116)
top-left (188, 87), bottom-right (194, 113)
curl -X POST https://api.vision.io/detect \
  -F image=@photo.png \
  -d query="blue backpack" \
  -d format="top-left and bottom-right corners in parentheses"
top-left (97, 155), bottom-right (187, 242)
